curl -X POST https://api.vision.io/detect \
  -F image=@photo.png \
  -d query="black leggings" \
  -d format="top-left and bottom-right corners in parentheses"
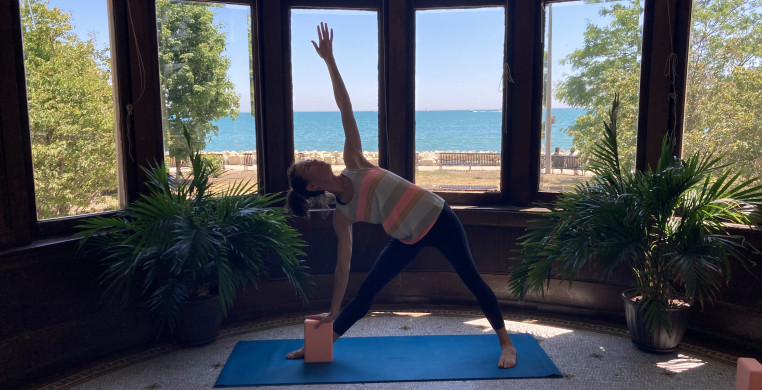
top-left (333, 203), bottom-right (505, 336)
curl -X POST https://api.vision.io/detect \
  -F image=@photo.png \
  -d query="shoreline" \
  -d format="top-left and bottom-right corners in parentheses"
top-left (171, 150), bottom-right (588, 183)
top-left (188, 149), bottom-right (575, 168)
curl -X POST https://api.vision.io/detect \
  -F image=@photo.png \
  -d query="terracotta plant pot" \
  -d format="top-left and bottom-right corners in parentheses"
top-left (622, 288), bottom-right (691, 353)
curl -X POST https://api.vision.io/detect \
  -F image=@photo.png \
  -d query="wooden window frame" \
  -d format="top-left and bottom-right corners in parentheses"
top-left (0, 0), bottom-right (693, 248)
top-left (287, 1), bottom-right (384, 192)
top-left (409, 0), bottom-right (543, 206)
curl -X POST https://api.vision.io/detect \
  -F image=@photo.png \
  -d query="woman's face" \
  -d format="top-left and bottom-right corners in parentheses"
top-left (295, 159), bottom-right (332, 191)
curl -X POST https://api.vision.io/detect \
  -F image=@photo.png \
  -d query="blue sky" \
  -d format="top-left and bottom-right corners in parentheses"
top-left (44, 0), bottom-right (622, 112)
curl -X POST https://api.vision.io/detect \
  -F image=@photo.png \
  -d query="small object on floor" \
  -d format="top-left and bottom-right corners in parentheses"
top-left (736, 357), bottom-right (762, 390)
top-left (304, 318), bottom-right (333, 363)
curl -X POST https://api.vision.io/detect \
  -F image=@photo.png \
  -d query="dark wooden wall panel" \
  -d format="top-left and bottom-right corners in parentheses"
top-left (383, 0), bottom-right (415, 179)
top-left (259, 0), bottom-right (293, 194)
top-left (0, 0), bottom-right (34, 248)
top-left (637, 0), bottom-right (692, 169)
top-left (503, 0), bottom-right (543, 205)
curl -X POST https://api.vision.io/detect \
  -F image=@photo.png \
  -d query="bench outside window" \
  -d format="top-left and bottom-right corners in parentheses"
top-left (438, 152), bottom-right (501, 171)
top-left (541, 155), bottom-right (584, 174)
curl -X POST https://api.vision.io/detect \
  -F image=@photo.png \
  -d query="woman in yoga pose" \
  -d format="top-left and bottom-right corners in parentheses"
top-left (285, 22), bottom-right (516, 369)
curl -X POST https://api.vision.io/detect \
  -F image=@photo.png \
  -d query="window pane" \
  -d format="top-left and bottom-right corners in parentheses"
top-left (541, 1), bottom-right (643, 192)
top-left (291, 10), bottom-right (379, 173)
top-left (684, 1), bottom-right (762, 186)
top-left (20, 0), bottom-right (119, 220)
top-left (414, 8), bottom-right (504, 192)
top-left (156, 1), bottom-right (255, 190)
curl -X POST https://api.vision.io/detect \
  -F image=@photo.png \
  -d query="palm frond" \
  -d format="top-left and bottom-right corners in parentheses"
top-left (76, 121), bottom-right (312, 334)
top-left (510, 94), bottom-right (762, 335)
top-left (148, 279), bottom-right (188, 334)
top-left (586, 94), bottom-right (623, 186)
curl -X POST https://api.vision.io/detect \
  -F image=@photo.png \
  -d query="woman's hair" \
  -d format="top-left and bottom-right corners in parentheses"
top-left (286, 163), bottom-right (326, 218)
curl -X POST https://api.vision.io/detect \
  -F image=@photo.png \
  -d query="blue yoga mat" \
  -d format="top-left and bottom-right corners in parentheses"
top-left (215, 334), bottom-right (562, 387)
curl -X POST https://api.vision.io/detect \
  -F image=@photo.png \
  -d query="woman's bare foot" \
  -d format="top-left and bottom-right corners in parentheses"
top-left (496, 328), bottom-right (517, 368)
top-left (285, 347), bottom-right (305, 359)
top-left (498, 343), bottom-right (517, 368)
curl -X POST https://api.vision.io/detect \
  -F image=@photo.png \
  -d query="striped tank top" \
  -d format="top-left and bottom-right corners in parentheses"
top-left (335, 167), bottom-right (445, 244)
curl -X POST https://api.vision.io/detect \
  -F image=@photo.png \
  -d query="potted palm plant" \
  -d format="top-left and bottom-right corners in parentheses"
top-left (77, 126), bottom-right (311, 345)
top-left (510, 95), bottom-right (762, 353)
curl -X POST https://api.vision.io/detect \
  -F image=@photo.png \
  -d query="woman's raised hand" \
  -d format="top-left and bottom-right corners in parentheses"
top-left (311, 22), bottom-right (334, 61)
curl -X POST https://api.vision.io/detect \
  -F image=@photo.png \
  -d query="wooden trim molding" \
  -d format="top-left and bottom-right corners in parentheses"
top-left (636, 0), bottom-right (692, 170)
top-left (0, 0), bottom-right (35, 248)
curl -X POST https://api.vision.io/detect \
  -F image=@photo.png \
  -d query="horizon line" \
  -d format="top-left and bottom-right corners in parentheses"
top-left (231, 107), bottom-right (582, 114)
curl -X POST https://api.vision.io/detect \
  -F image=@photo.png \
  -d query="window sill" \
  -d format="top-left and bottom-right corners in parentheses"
top-left (293, 205), bottom-right (762, 234)
top-left (451, 205), bottom-right (548, 227)
top-left (292, 205), bottom-right (549, 230)
top-left (0, 235), bottom-right (80, 269)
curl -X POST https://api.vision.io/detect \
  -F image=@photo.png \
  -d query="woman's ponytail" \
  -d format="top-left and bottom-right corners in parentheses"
top-left (286, 188), bottom-right (310, 217)
top-left (286, 163), bottom-right (325, 218)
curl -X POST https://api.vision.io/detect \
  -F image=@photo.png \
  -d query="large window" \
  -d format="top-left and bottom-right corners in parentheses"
top-left (540, 0), bottom-right (643, 192)
top-left (20, 0), bottom-right (119, 220)
top-left (0, 0), bottom-right (710, 245)
top-left (683, 0), bottom-right (762, 186)
top-left (156, 1), bottom-right (256, 190)
top-left (414, 7), bottom-right (504, 192)
top-left (290, 9), bottom-right (379, 174)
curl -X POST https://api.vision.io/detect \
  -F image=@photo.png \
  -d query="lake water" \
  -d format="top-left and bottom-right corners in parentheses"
top-left (206, 108), bottom-right (584, 152)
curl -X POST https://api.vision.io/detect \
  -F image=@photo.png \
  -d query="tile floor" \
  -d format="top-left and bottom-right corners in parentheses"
top-left (34, 309), bottom-right (741, 390)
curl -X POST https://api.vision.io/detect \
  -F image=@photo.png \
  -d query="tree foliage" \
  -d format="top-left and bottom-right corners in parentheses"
top-left (555, 0), bottom-right (762, 182)
top-left (683, 0), bottom-right (762, 183)
top-left (20, 0), bottom-right (241, 219)
top-left (555, 0), bottom-right (643, 170)
top-left (156, 0), bottom-right (239, 162)
top-left (248, 13), bottom-right (256, 114)
top-left (21, 0), bottom-right (117, 219)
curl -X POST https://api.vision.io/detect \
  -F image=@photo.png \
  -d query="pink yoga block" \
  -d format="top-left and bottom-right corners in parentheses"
top-left (304, 319), bottom-right (333, 363)
top-left (737, 357), bottom-right (762, 390)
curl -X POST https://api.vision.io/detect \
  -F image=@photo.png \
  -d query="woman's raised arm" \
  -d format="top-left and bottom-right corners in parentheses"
top-left (312, 22), bottom-right (373, 169)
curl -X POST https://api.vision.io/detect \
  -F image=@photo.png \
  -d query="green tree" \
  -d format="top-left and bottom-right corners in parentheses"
top-left (20, 0), bottom-right (117, 219)
top-left (156, 0), bottom-right (239, 163)
top-left (248, 13), bottom-right (256, 114)
top-left (555, 0), bottom-right (643, 170)
top-left (556, 0), bottom-right (762, 181)
top-left (683, 0), bottom-right (762, 184)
